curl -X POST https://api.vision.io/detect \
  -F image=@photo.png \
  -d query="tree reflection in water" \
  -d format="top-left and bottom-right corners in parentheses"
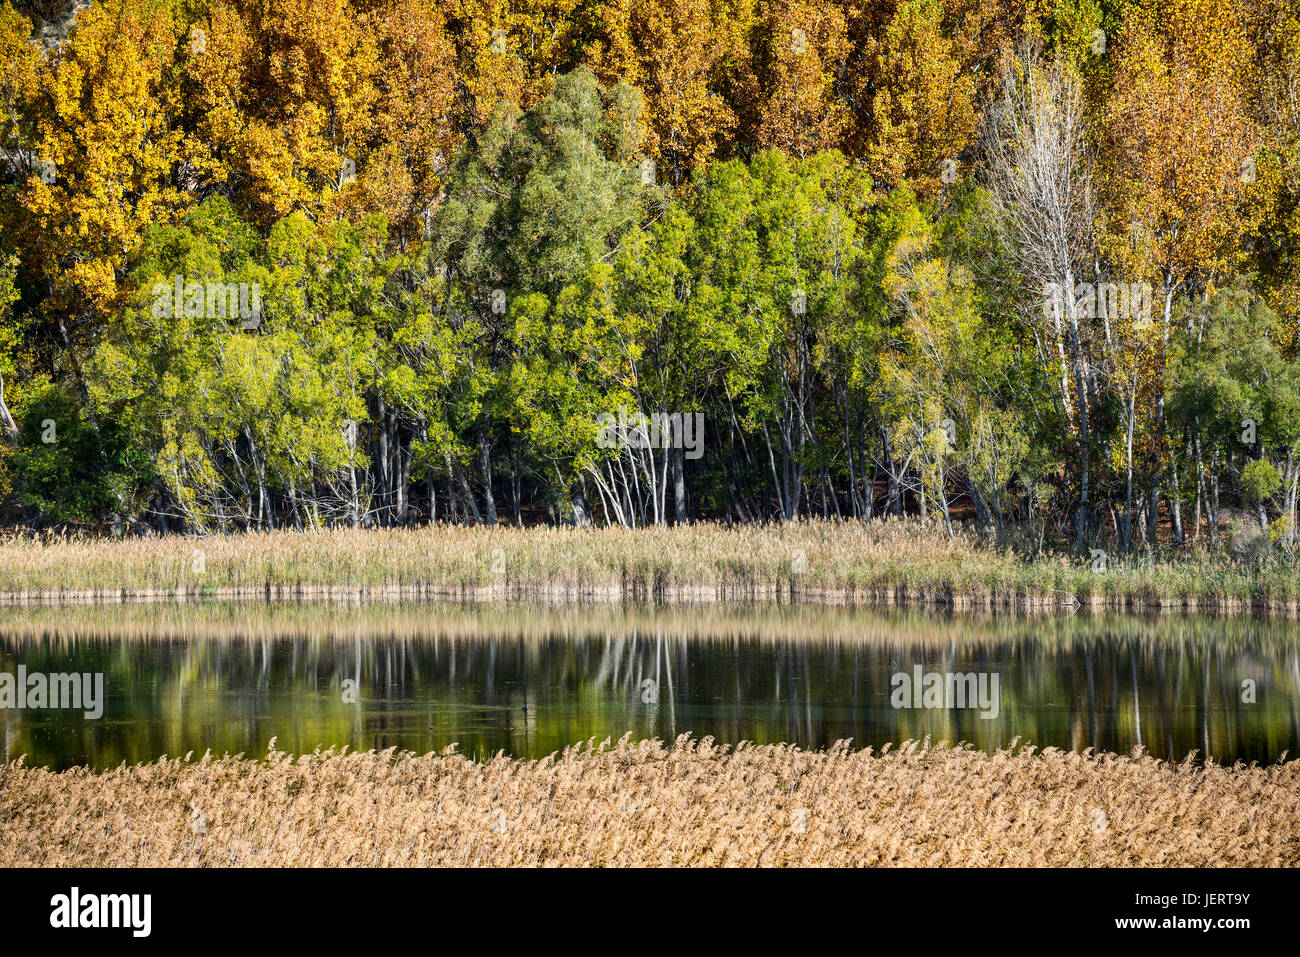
top-left (1, 602), bottom-right (1297, 769)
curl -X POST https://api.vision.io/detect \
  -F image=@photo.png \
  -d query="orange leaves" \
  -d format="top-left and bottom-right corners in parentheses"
top-left (582, 0), bottom-right (854, 181)
top-left (180, 0), bottom-right (464, 240)
top-left (9, 0), bottom-right (187, 317)
top-left (743, 0), bottom-right (851, 159)
top-left (0, 3), bottom-right (37, 151)
top-left (859, 0), bottom-right (975, 196)
top-left (586, 0), bottom-right (740, 185)
top-left (185, 0), bottom-right (381, 226)
top-left (365, 0), bottom-right (459, 233)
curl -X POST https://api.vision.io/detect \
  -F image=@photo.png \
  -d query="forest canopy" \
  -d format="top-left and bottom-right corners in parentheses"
top-left (0, 0), bottom-right (1298, 555)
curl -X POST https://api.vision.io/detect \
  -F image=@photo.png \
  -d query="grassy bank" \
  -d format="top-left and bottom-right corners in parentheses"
top-left (1, 521), bottom-right (1300, 612)
top-left (3, 737), bottom-right (1296, 867)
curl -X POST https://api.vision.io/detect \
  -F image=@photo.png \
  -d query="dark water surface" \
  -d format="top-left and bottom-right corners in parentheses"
top-left (2, 602), bottom-right (1298, 769)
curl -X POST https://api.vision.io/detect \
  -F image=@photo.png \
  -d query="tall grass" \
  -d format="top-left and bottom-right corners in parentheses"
top-left (3, 736), bottom-right (1297, 866)
top-left (1, 520), bottom-right (1298, 610)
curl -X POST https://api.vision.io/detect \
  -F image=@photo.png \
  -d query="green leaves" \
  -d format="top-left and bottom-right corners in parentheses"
top-left (431, 66), bottom-right (656, 306)
top-left (10, 377), bottom-right (142, 523)
top-left (0, 0), bottom-right (1296, 540)
top-left (89, 197), bottom-right (391, 530)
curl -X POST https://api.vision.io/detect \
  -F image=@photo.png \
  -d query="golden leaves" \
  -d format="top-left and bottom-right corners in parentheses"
top-left (1100, 0), bottom-right (1260, 283)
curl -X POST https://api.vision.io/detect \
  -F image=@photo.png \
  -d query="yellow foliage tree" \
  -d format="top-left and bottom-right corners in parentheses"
top-left (8, 0), bottom-right (185, 317)
top-left (1247, 0), bottom-right (1300, 326)
top-left (1101, 0), bottom-right (1261, 544)
top-left (359, 0), bottom-right (462, 243)
top-left (742, 0), bottom-right (850, 158)
top-left (585, 0), bottom-right (743, 185)
top-left (1101, 0), bottom-right (1258, 301)
top-left (184, 0), bottom-right (381, 227)
top-left (859, 0), bottom-right (976, 196)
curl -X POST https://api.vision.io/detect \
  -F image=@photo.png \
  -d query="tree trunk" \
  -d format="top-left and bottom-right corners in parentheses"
top-left (1123, 390), bottom-right (1136, 552)
top-left (511, 439), bottom-right (522, 527)
top-left (479, 432), bottom-right (497, 526)
top-left (671, 444), bottom-right (687, 524)
top-left (0, 376), bottom-right (18, 441)
top-left (1146, 486), bottom-right (1159, 547)
top-left (444, 452), bottom-right (460, 525)
top-left (376, 395), bottom-right (390, 526)
top-left (1170, 443), bottom-right (1186, 545)
top-left (571, 476), bottom-right (592, 527)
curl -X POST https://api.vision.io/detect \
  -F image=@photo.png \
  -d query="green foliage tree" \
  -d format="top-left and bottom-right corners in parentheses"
top-left (429, 66), bottom-right (659, 523)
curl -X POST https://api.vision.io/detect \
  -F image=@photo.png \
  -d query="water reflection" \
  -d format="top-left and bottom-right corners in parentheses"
top-left (1, 602), bottom-right (1298, 769)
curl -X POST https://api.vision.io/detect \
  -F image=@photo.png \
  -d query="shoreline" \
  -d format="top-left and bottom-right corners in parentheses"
top-left (2, 521), bottom-right (1299, 618)
top-left (2, 581), bottom-right (1300, 618)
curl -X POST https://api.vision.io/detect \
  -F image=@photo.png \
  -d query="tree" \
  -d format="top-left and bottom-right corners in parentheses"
top-left (3, 0), bottom-right (188, 383)
top-left (984, 50), bottom-right (1099, 550)
top-left (870, 187), bottom-right (1035, 538)
top-left (183, 0), bottom-right (380, 227)
top-left (429, 67), bottom-right (658, 523)
top-left (8, 377), bottom-right (142, 524)
top-left (741, 0), bottom-right (850, 158)
top-left (860, 0), bottom-right (977, 197)
top-left (1167, 284), bottom-right (1300, 544)
top-left (355, 0), bottom-right (461, 244)
top-left (1248, 2), bottom-right (1300, 323)
top-left (1100, 0), bottom-right (1260, 544)
top-left (0, 254), bottom-right (19, 440)
top-left (686, 149), bottom-right (872, 520)
top-left (585, 0), bottom-right (742, 185)
top-left (90, 197), bottom-right (381, 531)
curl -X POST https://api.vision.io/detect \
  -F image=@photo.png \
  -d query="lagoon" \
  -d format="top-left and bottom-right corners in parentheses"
top-left (2, 602), bottom-right (1297, 770)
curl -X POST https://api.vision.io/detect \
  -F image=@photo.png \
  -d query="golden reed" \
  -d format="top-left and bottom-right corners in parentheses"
top-left (3, 736), bottom-right (1297, 867)
top-left (2, 520), bottom-right (1300, 614)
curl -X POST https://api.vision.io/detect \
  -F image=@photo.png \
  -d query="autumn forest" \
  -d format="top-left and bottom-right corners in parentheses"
top-left (0, 0), bottom-right (1297, 558)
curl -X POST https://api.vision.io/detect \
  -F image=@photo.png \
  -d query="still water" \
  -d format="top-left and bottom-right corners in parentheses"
top-left (2, 602), bottom-right (1298, 770)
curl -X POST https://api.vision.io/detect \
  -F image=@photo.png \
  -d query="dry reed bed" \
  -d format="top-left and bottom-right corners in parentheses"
top-left (3, 737), bottom-right (1297, 867)
top-left (1, 521), bottom-right (1300, 612)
